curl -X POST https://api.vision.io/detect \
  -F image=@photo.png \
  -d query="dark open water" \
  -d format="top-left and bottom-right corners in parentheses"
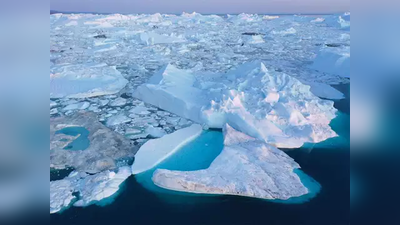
top-left (51, 84), bottom-right (350, 225)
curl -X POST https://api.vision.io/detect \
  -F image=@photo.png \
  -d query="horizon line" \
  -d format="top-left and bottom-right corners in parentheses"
top-left (50, 9), bottom-right (347, 16)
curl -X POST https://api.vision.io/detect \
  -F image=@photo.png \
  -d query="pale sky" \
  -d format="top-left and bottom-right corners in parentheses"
top-left (50, 0), bottom-right (350, 14)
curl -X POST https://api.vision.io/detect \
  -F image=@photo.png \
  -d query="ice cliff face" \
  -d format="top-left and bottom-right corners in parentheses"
top-left (152, 124), bottom-right (309, 200)
top-left (134, 61), bottom-right (338, 148)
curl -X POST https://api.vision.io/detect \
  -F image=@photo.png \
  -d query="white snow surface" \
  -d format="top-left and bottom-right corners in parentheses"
top-left (306, 82), bottom-right (345, 100)
top-left (134, 61), bottom-right (338, 148)
top-left (152, 124), bottom-right (309, 200)
top-left (50, 167), bottom-right (131, 214)
top-left (50, 63), bottom-right (128, 98)
top-left (131, 124), bottom-right (203, 174)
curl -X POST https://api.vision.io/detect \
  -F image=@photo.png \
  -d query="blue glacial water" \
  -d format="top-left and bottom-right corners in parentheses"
top-left (135, 130), bottom-right (224, 197)
top-left (55, 126), bottom-right (90, 151)
top-left (51, 84), bottom-right (349, 225)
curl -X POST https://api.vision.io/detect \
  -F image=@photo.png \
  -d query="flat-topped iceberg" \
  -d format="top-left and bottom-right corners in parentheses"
top-left (152, 124), bottom-right (311, 200)
top-left (50, 63), bottom-right (128, 98)
top-left (134, 61), bottom-right (338, 148)
top-left (50, 166), bottom-right (131, 214)
top-left (131, 124), bottom-right (203, 174)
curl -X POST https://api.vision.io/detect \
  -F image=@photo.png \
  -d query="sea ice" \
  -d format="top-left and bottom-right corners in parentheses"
top-left (145, 125), bottom-right (167, 138)
top-left (306, 82), bottom-right (345, 100)
top-left (106, 113), bottom-right (131, 126)
top-left (62, 101), bottom-right (90, 111)
top-left (50, 166), bottom-right (131, 214)
top-left (50, 63), bottom-right (128, 98)
top-left (152, 124), bottom-right (309, 200)
top-left (131, 124), bottom-right (203, 174)
top-left (310, 47), bottom-right (350, 78)
top-left (109, 97), bottom-right (127, 107)
top-left (139, 32), bottom-right (186, 45)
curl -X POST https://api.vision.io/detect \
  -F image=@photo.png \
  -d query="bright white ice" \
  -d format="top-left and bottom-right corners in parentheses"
top-left (152, 124), bottom-right (309, 200)
top-left (50, 12), bottom-right (350, 205)
top-left (50, 167), bottom-right (131, 214)
top-left (50, 63), bottom-right (128, 98)
top-left (135, 61), bottom-right (338, 148)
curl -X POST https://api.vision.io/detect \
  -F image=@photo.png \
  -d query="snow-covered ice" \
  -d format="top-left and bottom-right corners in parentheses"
top-left (134, 61), bottom-right (338, 148)
top-left (50, 167), bottom-right (131, 214)
top-left (306, 82), bottom-right (345, 100)
top-left (152, 124), bottom-right (310, 200)
top-left (50, 63), bottom-right (128, 98)
top-left (109, 97), bottom-right (127, 107)
top-left (106, 113), bottom-right (131, 126)
top-left (131, 124), bottom-right (203, 174)
top-left (139, 32), bottom-right (186, 45)
top-left (310, 47), bottom-right (350, 78)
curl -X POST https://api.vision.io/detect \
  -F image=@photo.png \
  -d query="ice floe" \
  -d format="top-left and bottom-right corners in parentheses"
top-left (152, 124), bottom-right (310, 200)
top-left (50, 63), bottom-right (128, 98)
top-left (50, 166), bottom-right (131, 214)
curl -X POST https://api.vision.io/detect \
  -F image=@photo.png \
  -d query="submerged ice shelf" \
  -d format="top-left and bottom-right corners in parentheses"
top-left (131, 124), bottom-right (203, 174)
top-left (152, 124), bottom-right (316, 201)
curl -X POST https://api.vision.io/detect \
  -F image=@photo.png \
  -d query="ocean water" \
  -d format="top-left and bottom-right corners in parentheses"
top-left (51, 84), bottom-right (349, 225)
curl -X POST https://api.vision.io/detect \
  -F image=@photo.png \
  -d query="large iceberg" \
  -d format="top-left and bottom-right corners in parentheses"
top-left (134, 61), bottom-right (338, 148)
top-left (131, 124), bottom-right (203, 174)
top-left (50, 166), bottom-right (131, 214)
top-left (50, 63), bottom-right (128, 98)
top-left (152, 124), bottom-right (310, 200)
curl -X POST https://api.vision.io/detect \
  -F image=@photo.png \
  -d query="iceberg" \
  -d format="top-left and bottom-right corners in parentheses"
top-left (152, 124), bottom-right (310, 200)
top-left (310, 47), bottom-right (350, 78)
top-left (131, 124), bottom-right (203, 174)
top-left (324, 13), bottom-right (350, 30)
top-left (50, 63), bottom-right (128, 98)
top-left (241, 34), bottom-right (265, 44)
top-left (50, 166), bottom-right (131, 214)
top-left (134, 61), bottom-right (338, 148)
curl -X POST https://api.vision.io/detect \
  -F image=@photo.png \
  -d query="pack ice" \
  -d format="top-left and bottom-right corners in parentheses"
top-left (152, 124), bottom-right (310, 200)
top-left (50, 167), bottom-right (131, 214)
top-left (134, 61), bottom-right (338, 148)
